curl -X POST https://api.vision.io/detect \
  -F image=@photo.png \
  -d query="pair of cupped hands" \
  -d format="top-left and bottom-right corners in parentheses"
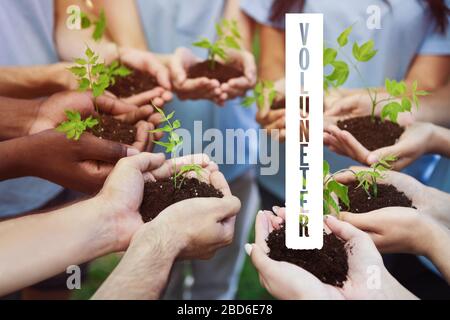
top-left (247, 167), bottom-right (450, 300)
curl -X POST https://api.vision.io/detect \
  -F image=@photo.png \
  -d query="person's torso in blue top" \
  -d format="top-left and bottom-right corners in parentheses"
top-left (0, 0), bottom-right (63, 218)
top-left (241, 0), bottom-right (450, 200)
top-left (137, 0), bottom-right (259, 182)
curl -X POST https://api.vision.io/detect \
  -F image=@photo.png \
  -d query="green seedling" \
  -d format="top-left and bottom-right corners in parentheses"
top-left (354, 155), bottom-right (397, 198)
top-left (193, 19), bottom-right (241, 70)
top-left (79, 9), bottom-right (107, 42)
top-left (323, 160), bottom-right (350, 215)
top-left (69, 46), bottom-right (131, 99)
top-left (149, 106), bottom-right (204, 189)
top-left (242, 80), bottom-right (277, 109)
top-left (324, 25), bottom-right (429, 124)
top-left (56, 110), bottom-right (98, 141)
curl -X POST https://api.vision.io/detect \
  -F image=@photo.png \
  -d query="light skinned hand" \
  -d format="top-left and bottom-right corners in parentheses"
top-left (169, 47), bottom-right (222, 102)
top-left (151, 168), bottom-right (241, 260)
top-left (219, 48), bottom-right (257, 101)
top-left (325, 122), bottom-right (436, 170)
top-left (247, 208), bottom-right (416, 299)
top-left (256, 78), bottom-right (286, 141)
top-left (96, 153), bottom-right (218, 250)
top-left (118, 47), bottom-right (173, 106)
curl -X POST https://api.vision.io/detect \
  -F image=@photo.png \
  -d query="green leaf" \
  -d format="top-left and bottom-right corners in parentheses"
top-left (92, 10), bottom-right (106, 41)
top-left (381, 101), bottom-right (403, 123)
top-left (78, 78), bottom-right (90, 91)
top-left (327, 180), bottom-right (350, 208)
top-left (113, 65), bottom-right (132, 77)
top-left (172, 120), bottom-right (181, 129)
top-left (224, 35), bottom-right (240, 49)
top-left (85, 47), bottom-right (95, 59)
top-left (326, 60), bottom-right (349, 87)
top-left (193, 38), bottom-right (212, 49)
top-left (242, 96), bottom-right (256, 108)
top-left (323, 160), bottom-right (330, 178)
top-left (323, 48), bottom-right (337, 65)
top-left (80, 12), bottom-right (91, 29)
top-left (69, 66), bottom-right (87, 77)
top-left (337, 25), bottom-right (352, 47)
top-left (75, 58), bottom-right (87, 65)
top-left (352, 40), bottom-right (377, 62)
top-left (401, 97), bottom-right (412, 112)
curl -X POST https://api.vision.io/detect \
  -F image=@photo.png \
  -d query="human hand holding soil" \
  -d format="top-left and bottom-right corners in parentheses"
top-left (324, 121), bottom-right (439, 170)
top-left (169, 47), bottom-right (224, 103)
top-left (219, 48), bottom-right (257, 101)
top-left (29, 91), bottom-right (156, 151)
top-left (116, 47), bottom-right (173, 106)
top-left (247, 209), bottom-right (416, 299)
top-left (256, 78), bottom-right (286, 141)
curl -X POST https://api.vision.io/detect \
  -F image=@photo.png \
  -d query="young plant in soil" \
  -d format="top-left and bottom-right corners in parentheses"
top-left (342, 156), bottom-right (414, 213)
top-left (139, 107), bottom-right (223, 222)
top-left (266, 161), bottom-right (350, 287)
top-left (326, 25), bottom-right (429, 150)
top-left (57, 46), bottom-right (136, 144)
top-left (242, 80), bottom-right (283, 110)
top-left (189, 19), bottom-right (244, 83)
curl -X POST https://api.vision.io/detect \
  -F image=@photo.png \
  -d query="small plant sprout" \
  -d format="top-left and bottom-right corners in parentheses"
top-left (354, 155), bottom-right (397, 198)
top-left (69, 46), bottom-right (131, 99)
top-left (56, 110), bottom-right (98, 141)
top-left (193, 19), bottom-right (242, 70)
top-left (323, 160), bottom-right (350, 215)
top-left (242, 80), bottom-right (277, 109)
top-left (149, 105), bottom-right (204, 189)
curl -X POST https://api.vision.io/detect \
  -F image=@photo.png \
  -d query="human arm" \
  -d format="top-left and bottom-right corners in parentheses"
top-left (0, 64), bottom-right (77, 99)
top-left (247, 209), bottom-right (416, 299)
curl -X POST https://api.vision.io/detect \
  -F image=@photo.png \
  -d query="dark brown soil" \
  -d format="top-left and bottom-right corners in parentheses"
top-left (337, 116), bottom-right (404, 151)
top-left (271, 98), bottom-right (285, 110)
top-left (187, 61), bottom-right (244, 83)
top-left (341, 181), bottom-right (414, 213)
top-left (140, 178), bottom-right (224, 222)
top-left (88, 114), bottom-right (136, 145)
top-left (267, 224), bottom-right (349, 287)
top-left (108, 67), bottom-right (158, 98)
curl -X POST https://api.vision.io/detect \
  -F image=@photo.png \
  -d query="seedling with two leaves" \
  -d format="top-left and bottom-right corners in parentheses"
top-left (242, 80), bottom-right (277, 109)
top-left (354, 155), bottom-right (397, 198)
top-left (193, 19), bottom-right (242, 70)
top-left (150, 106), bottom-right (204, 189)
top-left (56, 110), bottom-right (98, 141)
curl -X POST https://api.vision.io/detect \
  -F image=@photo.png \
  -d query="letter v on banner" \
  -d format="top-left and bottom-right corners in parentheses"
top-left (285, 14), bottom-right (323, 249)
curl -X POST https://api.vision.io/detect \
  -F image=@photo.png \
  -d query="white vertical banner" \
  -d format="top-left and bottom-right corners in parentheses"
top-left (285, 14), bottom-right (323, 249)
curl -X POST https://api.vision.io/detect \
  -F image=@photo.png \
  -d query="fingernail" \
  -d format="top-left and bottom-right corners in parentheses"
top-left (257, 210), bottom-right (264, 216)
top-left (272, 206), bottom-right (280, 215)
top-left (367, 154), bottom-right (379, 164)
top-left (127, 148), bottom-right (140, 156)
top-left (244, 243), bottom-right (253, 256)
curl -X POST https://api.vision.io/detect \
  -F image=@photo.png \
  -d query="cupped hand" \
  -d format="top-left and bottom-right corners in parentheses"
top-left (168, 47), bottom-right (222, 102)
top-left (247, 208), bottom-right (415, 299)
top-left (118, 47), bottom-right (173, 106)
top-left (29, 91), bottom-right (157, 151)
top-left (152, 166), bottom-right (241, 260)
top-left (324, 122), bottom-right (435, 170)
top-left (256, 78), bottom-right (286, 141)
top-left (219, 49), bottom-right (257, 101)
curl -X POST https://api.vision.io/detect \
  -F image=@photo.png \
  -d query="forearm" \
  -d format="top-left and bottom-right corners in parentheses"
top-left (429, 124), bottom-right (450, 157)
top-left (413, 84), bottom-right (450, 127)
top-left (0, 197), bottom-right (116, 296)
top-left (425, 185), bottom-right (450, 228)
top-left (0, 64), bottom-right (74, 99)
top-left (0, 97), bottom-right (40, 140)
top-left (425, 224), bottom-right (450, 284)
top-left (92, 224), bottom-right (180, 300)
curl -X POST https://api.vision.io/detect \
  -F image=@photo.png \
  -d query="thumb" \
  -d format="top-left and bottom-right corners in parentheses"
top-left (214, 196), bottom-right (241, 221)
top-left (248, 243), bottom-right (277, 279)
top-left (79, 134), bottom-right (138, 163)
top-left (340, 211), bottom-right (379, 233)
top-left (324, 215), bottom-right (364, 242)
top-left (366, 143), bottom-right (403, 165)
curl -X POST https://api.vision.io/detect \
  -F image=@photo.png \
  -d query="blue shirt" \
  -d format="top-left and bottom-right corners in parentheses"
top-left (137, 0), bottom-right (259, 182)
top-left (0, 0), bottom-right (63, 218)
top-left (242, 0), bottom-right (450, 200)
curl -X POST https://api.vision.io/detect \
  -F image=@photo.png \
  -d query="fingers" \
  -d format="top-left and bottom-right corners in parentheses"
top-left (116, 152), bottom-right (166, 173)
top-left (78, 134), bottom-right (134, 163)
top-left (324, 215), bottom-right (365, 242)
top-left (132, 120), bottom-right (152, 151)
top-left (248, 243), bottom-right (280, 282)
top-left (145, 59), bottom-right (172, 90)
top-left (340, 211), bottom-right (381, 234)
top-left (326, 125), bottom-right (370, 164)
top-left (255, 211), bottom-right (271, 253)
top-left (117, 105), bottom-right (154, 124)
top-left (121, 87), bottom-right (165, 106)
top-left (150, 154), bottom-right (212, 180)
top-left (209, 171), bottom-right (232, 196)
top-left (212, 195), bottom-right (241, 222)
top-left (170, 47), bottom-right (192, 85)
